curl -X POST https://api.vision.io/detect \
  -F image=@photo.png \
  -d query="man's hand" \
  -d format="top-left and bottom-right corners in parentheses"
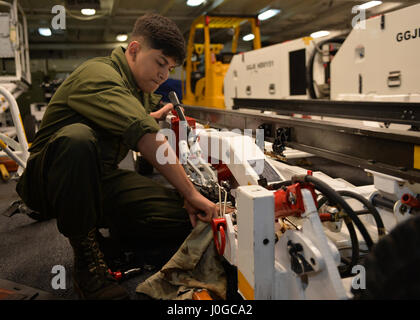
top-left (184, 192), bottom-right (219, 228)
top-left (137, 133), bottom-right (217, 228)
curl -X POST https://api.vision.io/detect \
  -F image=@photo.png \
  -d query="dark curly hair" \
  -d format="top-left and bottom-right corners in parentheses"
top-left (131, 13), bottom-right (186, 66)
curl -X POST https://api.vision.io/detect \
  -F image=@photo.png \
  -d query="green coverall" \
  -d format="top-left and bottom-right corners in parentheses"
top-left (16, 46), bottom-right (192, 245)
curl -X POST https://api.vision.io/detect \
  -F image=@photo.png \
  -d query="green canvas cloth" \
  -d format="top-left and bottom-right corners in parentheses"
top-left (136, 220), bottom-right (227, 300)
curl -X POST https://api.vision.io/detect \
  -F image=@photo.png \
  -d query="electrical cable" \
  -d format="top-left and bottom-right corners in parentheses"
top-left (304, 175), bottom-right (374, 250)
top-left (318, 189), bottom-right (386, 277)
top-left (317, 195), bottom-right (360, 277)
top-left (318, 190), bottom-right (385, 237)
top-left (339, 190), bottom-right (385, 237)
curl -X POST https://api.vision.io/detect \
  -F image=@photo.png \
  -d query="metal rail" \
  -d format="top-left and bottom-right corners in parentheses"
top-left (183, 105), bottom-right (420, 183)
top-left (232, 98), bottom-right (420, 127)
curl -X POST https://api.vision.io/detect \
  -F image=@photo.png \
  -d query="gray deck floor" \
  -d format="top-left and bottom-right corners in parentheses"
top-left (0, 153), bottom-right (164, 300)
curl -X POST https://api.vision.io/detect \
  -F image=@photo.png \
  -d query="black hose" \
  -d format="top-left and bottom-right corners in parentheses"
top-left (304, 175), bottom-right (374, 250)
top-left (317, 189), bottom-right (387, 277)
top-left (273, 180), bottom-right (376, 243)
top-left (318, 190), bottom-right (386, 238)
top-left (338, 190), bottom-right (385, 237)
top-left (339, 217), bottom-right (360, 277)
top-left (317, 196), bottom-right (360, 277)
top-left (371, 194), bottom-right (395, 211)
top-left (270, 180), bottom-right (292, 190)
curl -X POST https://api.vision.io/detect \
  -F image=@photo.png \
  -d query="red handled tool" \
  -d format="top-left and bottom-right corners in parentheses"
top-left (108, 268), bottom-right (143, 282)
top-left (211, 217), bottom-right (227, 256)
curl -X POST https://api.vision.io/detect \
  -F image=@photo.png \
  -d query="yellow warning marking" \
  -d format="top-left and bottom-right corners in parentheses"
top-left (238, 269), bottom-right (254, 300)
top-left (414, 145), bottom-right (420, 170)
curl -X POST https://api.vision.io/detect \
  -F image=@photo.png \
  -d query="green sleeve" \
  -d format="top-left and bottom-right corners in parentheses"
top-left (67, 62), bottom-right (160, 150)
top-left (150, 93), bottom-right (163, 113)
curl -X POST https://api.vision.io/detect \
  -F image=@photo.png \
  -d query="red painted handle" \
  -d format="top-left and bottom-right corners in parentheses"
top-left (212, 218), bottom-right (227, 256)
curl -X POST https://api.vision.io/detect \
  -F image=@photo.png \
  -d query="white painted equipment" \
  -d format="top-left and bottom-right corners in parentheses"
top-left (0, 0), bottom-right (31, 91)
top-left (170, 5), bottom-right (420, 299)
top-left (0, 0), bottom-right (31, 174)
top-left (170, 103), bottom-right (419, 299)
top-left (232, 184), bottom-right (347, 300)
top-left (331, 4), bottom-right (420, 103)
top-left (224, 4), bottom-right (420, 107)
top-left (224, 34), bottom-right (342, 108)
top-left (197, 128), bottom-right (286, 186)
top-left (206, 132), bottom-right (419, 300)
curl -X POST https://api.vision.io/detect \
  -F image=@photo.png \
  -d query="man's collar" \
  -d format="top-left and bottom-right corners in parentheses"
top-left (110, 46), bottom-right (139, 92)
top-left (111, 46), bottom-right (163, 105)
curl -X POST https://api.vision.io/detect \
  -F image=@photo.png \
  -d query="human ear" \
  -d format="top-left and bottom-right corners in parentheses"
top-left (128, 41), bottom-right (140, 61)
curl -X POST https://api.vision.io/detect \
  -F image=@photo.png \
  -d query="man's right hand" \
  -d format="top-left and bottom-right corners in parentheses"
top-left (184, 192), bottom-right (219, 228)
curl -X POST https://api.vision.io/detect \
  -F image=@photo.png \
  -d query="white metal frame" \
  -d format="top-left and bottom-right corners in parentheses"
top-left (187, 125), bottom-right (420, 300)
top-left (0, 0), bottom-right (31, 173)
top-left (0, 0), bottom-right (31, 87)
top-left (0, 85), bottom-right (29, 170)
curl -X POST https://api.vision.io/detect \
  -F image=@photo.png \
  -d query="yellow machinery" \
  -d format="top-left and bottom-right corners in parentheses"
top-left (183, 15), bottom-right (261, 109)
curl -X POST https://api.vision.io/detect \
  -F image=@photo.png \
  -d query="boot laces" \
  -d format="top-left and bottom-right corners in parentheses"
top-left (78, 230), bottom-right (109, 276)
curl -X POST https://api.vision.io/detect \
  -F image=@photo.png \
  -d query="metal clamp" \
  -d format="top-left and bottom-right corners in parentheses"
top-left (287, 240), bottom-right (314, 275)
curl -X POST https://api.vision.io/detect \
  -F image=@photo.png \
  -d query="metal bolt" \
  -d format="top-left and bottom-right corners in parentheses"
top-left (288, 192), bottom-right (296, 205)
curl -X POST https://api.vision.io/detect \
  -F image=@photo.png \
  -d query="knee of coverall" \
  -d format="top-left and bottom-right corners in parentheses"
top-left (52, 123), bottom-right (99, 160)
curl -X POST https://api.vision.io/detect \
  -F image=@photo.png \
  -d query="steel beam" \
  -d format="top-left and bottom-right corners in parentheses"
top-left (233, 98), bottom-right (420, 127)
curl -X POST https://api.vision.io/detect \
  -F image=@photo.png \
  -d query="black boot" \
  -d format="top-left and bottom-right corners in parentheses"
top-left (69, 228), bottom-right (130, 300)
